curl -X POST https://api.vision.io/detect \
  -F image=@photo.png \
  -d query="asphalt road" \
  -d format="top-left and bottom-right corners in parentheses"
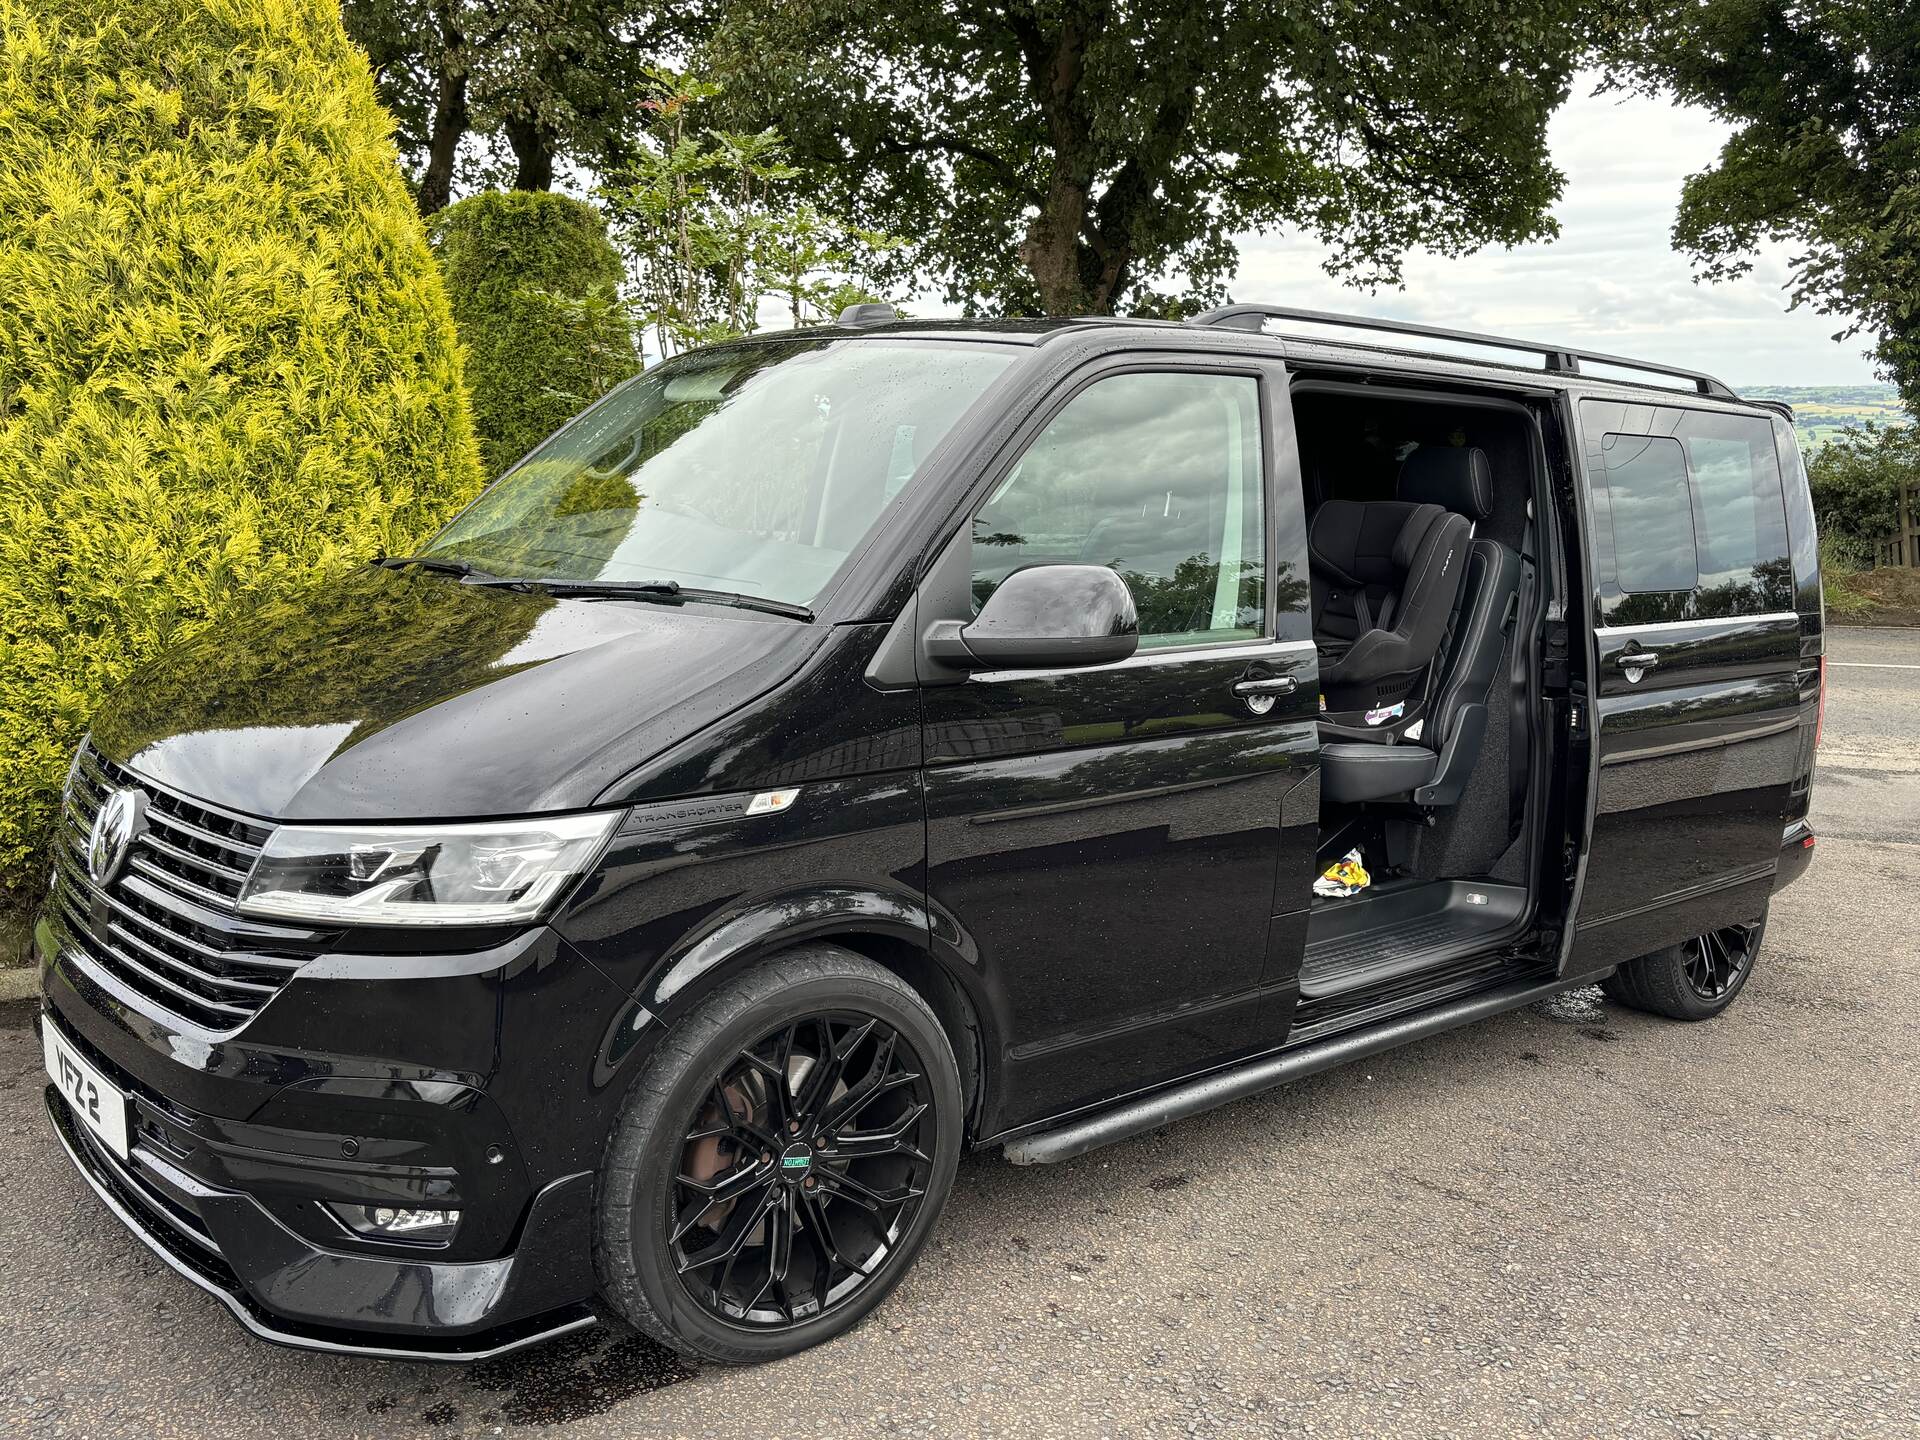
top-left (2, 626), bottom-right (1916, 1439)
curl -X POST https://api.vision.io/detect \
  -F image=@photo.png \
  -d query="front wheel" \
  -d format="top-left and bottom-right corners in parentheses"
top-left (1602, 914), bottom-right (1766, 1021)
top-left (595, 945), bottom-right (963, 1363)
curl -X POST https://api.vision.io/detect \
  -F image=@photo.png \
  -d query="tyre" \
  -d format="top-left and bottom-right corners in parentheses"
top-left (1601, 913), bottom-right (1766, 1022)
top-left (595, 944), bottom-right (963, 1364)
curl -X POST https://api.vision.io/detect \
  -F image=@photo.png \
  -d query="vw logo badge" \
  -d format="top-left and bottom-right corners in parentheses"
top-left (87, 787), bottom-right (147, 887)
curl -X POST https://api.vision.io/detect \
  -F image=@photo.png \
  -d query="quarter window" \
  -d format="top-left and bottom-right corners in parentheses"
top-left (970, 372), bottom-right (1266, 647)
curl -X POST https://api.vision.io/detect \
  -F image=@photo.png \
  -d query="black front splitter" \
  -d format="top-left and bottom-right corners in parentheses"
top-left (45, 1087), bottom-right (597, 1363)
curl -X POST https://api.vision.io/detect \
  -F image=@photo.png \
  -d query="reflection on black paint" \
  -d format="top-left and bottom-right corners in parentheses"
top-left (923, 632), bottom-right (1321, 1130)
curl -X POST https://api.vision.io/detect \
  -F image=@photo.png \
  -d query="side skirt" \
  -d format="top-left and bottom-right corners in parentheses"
top-left (1002, 965), bottom-right (1615, 1165)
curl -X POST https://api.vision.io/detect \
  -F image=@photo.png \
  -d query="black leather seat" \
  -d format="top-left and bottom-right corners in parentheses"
top-left (1312, 448), bottom-right (1522, 806)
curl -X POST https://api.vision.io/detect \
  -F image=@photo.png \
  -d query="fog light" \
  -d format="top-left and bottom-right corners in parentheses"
top-left (329, 1202), bottom-right (461, 1241)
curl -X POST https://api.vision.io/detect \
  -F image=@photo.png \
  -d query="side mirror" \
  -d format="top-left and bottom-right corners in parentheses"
top-left (925, 564), bottom-right (1139, 671)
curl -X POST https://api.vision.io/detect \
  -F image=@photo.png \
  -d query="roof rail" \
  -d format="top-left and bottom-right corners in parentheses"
top-left (1187, 304), bottom-right (1737, 400)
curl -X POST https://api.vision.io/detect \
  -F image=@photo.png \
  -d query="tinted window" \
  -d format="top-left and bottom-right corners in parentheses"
top-left (971, 372), bottom-right (1265, 647)
top-left (1599, 434), bottom-right (1697, 593)
top-left (1771, 415), bottom-right (1821, 612)
top-left (1684, 418), bottom-right (1792, 616)
top-left (1583, 401), bottom-right (1793, 623)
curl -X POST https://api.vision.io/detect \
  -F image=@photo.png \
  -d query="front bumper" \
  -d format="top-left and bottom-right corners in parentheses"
top-left (44, 1079), bottom-right (596, 1360)
top-left (35, 900), bottom-right (634, 1360)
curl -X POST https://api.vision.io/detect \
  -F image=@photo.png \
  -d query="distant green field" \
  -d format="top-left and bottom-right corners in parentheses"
top-left (1738, 384), bottom-right (1909, 454)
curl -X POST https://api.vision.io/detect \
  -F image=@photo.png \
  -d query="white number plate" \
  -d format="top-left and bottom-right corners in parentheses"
top-left (44, 1020), bottom-right (130, 1161)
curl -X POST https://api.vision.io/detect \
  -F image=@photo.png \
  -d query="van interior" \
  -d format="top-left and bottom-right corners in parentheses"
top-left (1291, 381), bottom-right (1559, 1033)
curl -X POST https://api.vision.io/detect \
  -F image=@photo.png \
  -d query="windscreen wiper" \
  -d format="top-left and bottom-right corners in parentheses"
top-left (679, 588), bottom-right (814, 622)
top-left (493, 576), bottom-right (813, 621)
top-left (375, 555), bottom-right (501, 581)
top-left (513, 577), bottom-right (684, 598)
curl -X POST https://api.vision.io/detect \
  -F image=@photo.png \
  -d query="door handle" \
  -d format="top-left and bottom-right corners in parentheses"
top-left (1232, 676), bottom-right (1298, 696)
top-left (1614, 648), bottom-right (1660, 681)
top-left (1233, 673), bottom-right (1297, 715)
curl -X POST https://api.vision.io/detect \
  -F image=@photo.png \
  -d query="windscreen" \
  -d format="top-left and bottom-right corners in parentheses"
top-left (424, 338), bottom-right (1015, 606)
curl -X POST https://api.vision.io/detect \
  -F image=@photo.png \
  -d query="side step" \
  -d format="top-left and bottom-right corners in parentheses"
top-left (1002, 965), bottom-right (1613, 1166)
top-left (1300, 879), bottom-right (1528, 999)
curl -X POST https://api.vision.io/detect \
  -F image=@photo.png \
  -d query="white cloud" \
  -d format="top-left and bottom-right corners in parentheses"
top-left (1220, 76), bottom-right (1882, 389)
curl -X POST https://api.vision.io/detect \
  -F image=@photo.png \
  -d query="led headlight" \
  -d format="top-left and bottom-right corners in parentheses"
top-left (236, 812), bottom-right (622, 926)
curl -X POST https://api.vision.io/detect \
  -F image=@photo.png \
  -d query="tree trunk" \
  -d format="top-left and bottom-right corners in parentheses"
top-left (417, 66), bottom-right (467, 214)
top-left (1015, 13), bottom-right (1100, 315)
top-left (1020, 188), bottom-right (1092, 315)
top-left (505, 115), bottom-right (555, 192)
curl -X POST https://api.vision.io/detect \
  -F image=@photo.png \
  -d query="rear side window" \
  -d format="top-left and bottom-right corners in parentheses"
top-left (1598, 434), bottom-right (1696, 593)
top-left (1771, 415), bottom-right (1822, 613)
top-left (1581, 400), bottom-right (1793, 625)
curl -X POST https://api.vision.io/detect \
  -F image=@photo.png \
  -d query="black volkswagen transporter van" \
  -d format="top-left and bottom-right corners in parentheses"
top-left (36, 305), bottom-right (1823, 1364)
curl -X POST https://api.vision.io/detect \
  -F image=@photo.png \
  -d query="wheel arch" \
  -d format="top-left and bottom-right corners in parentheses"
top-left (620, 887), bottom-right (998, 1141)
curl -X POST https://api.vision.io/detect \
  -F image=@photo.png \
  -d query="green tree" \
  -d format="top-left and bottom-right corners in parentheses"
top-left (1807, 422), bottom-right (1920, 565)
top-left (1615, 2), bottom-right (1920, 408)
top-left (604, 68), bottom-right (900, 355)
top-left (712, 0), bottom-right (1614, 315)
top-left (0, 0), bottom-right (483, 894)
top-left (433, 190), bottom-right (641, 475)
top-left (342, 0), bottom-right (708, 212)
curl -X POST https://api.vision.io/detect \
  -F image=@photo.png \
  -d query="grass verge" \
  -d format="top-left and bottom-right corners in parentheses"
top-left (1828, 559), bottom-right (1920, 626)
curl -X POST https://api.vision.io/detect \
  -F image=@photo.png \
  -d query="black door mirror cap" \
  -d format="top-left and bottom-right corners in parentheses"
top-left (927, 564), bottom-right (1139, 672)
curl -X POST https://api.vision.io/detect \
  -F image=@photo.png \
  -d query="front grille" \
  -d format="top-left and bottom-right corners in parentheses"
top-left (52, 745), bottom-right (323, 1032)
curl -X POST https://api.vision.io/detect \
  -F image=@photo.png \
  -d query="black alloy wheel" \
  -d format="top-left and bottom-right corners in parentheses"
top-left (1682, 923), bottom-right (1759, 1002)
top-left (1602, 909), bottom-right (1767, 1021)
top-left (670, 1013), bottom-right (934, 1330)
top-left (595, 945), bottom-right (963, 1364)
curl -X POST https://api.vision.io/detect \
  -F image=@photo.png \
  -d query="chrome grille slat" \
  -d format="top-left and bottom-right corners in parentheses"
top-left (139, 830), bottom-right (250, 886)
top-left (54, 848), bottom-right (306, 976)
top-left (54, 887), bottom-right (255, 1020)
top-left (78, 929), bottom-right (254, 1020)
top-left (142, 811), bottom-right (260, 869)
top-left (127, 854), bottom-right (243, 910)
top-left (52, 742), bottom-right (321, 1033)
top-left (68, 782), bottom-right (101, 824)
top-left (106, 921), bottom-right (280, 997)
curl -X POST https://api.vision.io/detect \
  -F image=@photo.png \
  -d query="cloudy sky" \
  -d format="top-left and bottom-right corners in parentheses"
top-left (1220, 75), bottom-right (1880, 390)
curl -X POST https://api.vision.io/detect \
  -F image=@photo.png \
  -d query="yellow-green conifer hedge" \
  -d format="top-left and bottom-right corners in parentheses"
top-left (432, 191), bottom-right (640, 477)
top-left (0, 0), bottom-right (484, 895)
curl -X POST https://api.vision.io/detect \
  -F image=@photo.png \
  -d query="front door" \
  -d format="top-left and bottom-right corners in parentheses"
top-left (919, 359), bottom-right (1321, 1131)
top-left (1567, 397), bottom-right (1805, 972)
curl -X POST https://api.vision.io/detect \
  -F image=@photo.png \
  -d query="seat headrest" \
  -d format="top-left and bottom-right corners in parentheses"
top-left (1397, 446), bottom-right (1492, 521)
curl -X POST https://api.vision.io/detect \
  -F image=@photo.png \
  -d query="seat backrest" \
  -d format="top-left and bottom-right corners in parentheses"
top-left (1309, 445), bottom-right (1494, 646)
top-left (1309, 446), bottom-right (1490, 713)
top-left (1430, 537), bottom-right (1523, 747)
top-left (1308, 499), bottom-right (1418, 649)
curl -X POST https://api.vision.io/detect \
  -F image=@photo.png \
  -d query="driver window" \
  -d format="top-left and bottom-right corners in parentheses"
top-left (971, 371), bottom-right (1266, 647)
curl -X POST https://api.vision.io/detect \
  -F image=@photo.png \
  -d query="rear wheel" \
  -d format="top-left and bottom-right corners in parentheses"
top-left (1602, 914), bottom-right (1765, 1021)
top-left (595, 945), bottom-right (962, 1363)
